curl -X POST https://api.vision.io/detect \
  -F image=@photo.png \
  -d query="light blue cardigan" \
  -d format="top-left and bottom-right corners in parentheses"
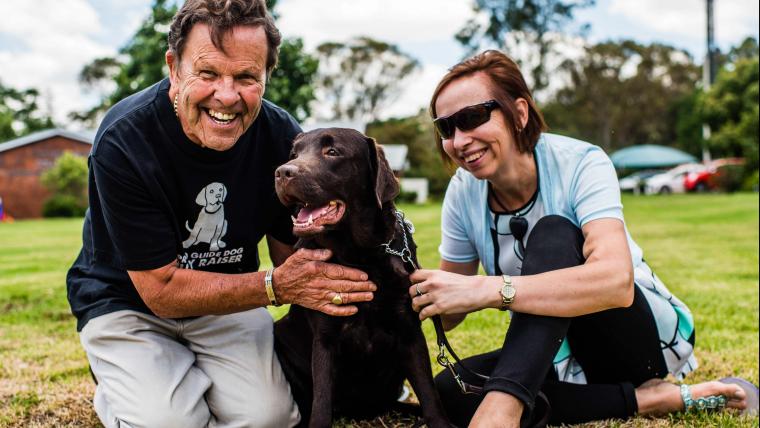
top-left (439, 133), bottom-right (697, 382)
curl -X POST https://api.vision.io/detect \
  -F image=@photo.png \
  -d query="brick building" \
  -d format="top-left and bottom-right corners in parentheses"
top-left (0, 129), bottom-right (94, 219)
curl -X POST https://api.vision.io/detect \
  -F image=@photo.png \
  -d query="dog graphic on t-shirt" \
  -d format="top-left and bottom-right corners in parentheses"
top-left (183, 182), bottom-right (228, 251)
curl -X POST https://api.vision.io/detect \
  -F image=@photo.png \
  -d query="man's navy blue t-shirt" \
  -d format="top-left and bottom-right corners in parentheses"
top-left (67, 78), bottom-right (299, 331)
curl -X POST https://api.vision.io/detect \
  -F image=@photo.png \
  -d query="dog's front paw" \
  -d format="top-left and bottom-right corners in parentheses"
top-left (217, 240), bottom-right (226, 249)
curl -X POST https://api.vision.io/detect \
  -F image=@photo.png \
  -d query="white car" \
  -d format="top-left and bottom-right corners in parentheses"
top-left (619, 169), bottom-right (665, 194)
top-left (644, 163), bottom-right (706, 195)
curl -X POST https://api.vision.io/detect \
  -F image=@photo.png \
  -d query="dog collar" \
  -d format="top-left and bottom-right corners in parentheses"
top-left (380, 210), bottom-right (417, 270)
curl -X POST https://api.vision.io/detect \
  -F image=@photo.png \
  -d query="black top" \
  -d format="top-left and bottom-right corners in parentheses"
top-left (67, 78), bottom-right (299, 331)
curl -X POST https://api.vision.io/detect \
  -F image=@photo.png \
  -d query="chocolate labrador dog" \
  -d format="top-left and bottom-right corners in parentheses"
top-left (273, 128), bottom-right (449, 428)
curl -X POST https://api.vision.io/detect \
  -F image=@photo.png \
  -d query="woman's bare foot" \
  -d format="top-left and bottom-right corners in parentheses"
top-left (635, 378), bottom-right (747, 416)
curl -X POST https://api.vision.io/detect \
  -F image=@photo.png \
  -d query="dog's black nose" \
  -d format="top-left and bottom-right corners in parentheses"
top-left (275, 164), bottom-right (299, 181)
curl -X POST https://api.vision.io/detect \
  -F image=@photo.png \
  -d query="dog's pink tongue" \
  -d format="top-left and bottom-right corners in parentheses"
top-left (296, 205), bottom-right (326, 222)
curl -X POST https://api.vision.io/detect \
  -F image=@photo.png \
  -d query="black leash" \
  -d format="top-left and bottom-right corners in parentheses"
top-left (431, 314), bottom-right (489, 395)
top-left (385, 211), bottom-right (490, 395)
top-left (432, 314), bottom-right (552, 428)
top-left (386, 210), bottom-right (551, 427)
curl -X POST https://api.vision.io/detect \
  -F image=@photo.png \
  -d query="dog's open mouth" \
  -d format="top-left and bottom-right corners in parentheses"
top-left (290, 200), bottom-right (346, 236)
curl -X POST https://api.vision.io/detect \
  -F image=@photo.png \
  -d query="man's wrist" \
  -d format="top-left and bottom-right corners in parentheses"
top-left (264, 268), bottom-right (281, 306)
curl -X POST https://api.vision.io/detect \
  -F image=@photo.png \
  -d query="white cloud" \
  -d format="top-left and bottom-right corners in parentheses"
top-left (277, 0), bottom-right (472, 49)
top-left (1, 0), bottom-right (756, 128)
top-left (608, 0), bottom-right (759, 46)
top-left (276, 0), bottom-right (472, 121)
top-left (0, 0), bottom-right (102, 36)
top-left (0, 0), bottom-right (115, 125)
top-left (383, 63), bottom-right (449, 119)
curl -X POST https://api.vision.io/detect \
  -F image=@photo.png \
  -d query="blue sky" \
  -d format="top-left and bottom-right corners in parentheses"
top-left (0, 0), bottom-right (757, 126)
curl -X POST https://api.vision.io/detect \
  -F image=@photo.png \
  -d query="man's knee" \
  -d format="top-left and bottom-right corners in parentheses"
top-left (221, 388), bottom-right (300, 427)
top-left (138, 400), bottom-right (210, 428)
top-left (95, 385), bottom-right (210, 428)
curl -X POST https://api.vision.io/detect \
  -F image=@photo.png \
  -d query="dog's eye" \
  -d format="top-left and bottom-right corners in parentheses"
top-left (325, 148), bottom-right (340, 157)
top-left (289, 152), bottom-right (297, 160)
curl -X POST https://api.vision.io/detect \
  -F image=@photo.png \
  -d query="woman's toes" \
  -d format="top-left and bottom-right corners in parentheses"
top-left (689, 381), bottom-right (746, 410)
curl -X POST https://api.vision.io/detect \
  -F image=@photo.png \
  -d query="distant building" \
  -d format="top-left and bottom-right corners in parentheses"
top-left (381, 144), bottom-right (428, 204)
top-left (381, 144), bottom-right (409, 176)
top-left (0, 129), bottom-right (94, 218)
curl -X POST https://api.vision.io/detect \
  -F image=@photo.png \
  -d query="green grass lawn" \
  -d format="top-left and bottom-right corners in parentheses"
top-left (1, 194), bottom-right (758, 427)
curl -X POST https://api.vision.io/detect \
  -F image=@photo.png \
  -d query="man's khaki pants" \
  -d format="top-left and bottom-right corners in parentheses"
top-left (80, 308), bottom-right (301, 428)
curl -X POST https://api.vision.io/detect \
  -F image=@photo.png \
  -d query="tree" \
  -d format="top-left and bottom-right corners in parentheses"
top-left (541, 40), bottom-right (700, 152)
top-left (700, 56), bottom-right (759, 171)
top-left (315, 37), bottom-right (420, 123)
top-left (73, 0), bottom-right (177, 126)
top-left (0, 80), bottom-right (55, 141)
top-left (40, 152), bottom-right (89, 217)
top-left (456, 0), bottom-right (594, 92)
top-left (366, 110), bottom-right (451, 198)
top-left (73, 0), bottom-right (318, 125)
top-left (266, 38), bottom-right (319, 121)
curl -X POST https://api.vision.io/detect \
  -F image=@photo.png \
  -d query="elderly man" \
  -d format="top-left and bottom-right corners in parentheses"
top-left (66, 1), bottom-right (375, 426)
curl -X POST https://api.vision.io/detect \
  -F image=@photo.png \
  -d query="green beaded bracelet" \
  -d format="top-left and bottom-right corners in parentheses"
top-left (680, 384), bottom-right (728, 411)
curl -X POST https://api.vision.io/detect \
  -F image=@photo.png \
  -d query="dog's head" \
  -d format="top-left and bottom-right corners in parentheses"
top-left (195, 182), bottom-right (227, 211)
top-left (274, 128), bottom-right (399, 239)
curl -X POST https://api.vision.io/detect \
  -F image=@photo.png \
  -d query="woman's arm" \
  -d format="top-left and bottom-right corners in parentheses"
top-left (410, 217), bottom-right (634, 320)
top-left (507, 217), bottom-right (634, 316)
top-left (438, 259), bottom-right (479, 330)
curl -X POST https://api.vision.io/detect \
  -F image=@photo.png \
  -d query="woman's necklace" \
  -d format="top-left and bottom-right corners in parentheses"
top-left (489, 184), bottom-right (511, 212)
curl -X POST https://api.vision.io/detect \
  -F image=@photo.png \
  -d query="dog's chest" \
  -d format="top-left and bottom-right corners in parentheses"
top-left (331, 276), bottom-right (416, 355)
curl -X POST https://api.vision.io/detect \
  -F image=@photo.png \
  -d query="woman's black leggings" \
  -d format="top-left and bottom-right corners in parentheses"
top-left (435, 215), bottom-right (669, 426)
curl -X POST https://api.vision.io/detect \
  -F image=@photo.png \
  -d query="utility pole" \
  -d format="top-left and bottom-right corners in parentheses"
top-left (702, 0), bottom-right (715, 162)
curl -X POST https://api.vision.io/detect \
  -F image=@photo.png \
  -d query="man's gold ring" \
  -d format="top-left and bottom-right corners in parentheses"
top-left (331, 293), bottom-right (344, 305)
top-left (415, 284), bottom-right (423, 297)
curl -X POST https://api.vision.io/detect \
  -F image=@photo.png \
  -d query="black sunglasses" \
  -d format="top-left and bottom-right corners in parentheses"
top-left (495, 214), bottom-right (528, 258)
top-left (433, 100), bottom-right (499, 140)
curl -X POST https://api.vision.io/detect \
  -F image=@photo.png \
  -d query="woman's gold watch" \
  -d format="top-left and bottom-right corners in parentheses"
top-left (499, 274), bottom-right (516, 311)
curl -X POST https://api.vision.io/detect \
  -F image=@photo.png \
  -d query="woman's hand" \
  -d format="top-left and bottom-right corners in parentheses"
top-left (408, 269), bottom-right (500, 321)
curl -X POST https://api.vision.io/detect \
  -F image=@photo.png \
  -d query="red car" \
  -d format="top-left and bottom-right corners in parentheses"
top-left (684, 158), bottom-right (745, 192)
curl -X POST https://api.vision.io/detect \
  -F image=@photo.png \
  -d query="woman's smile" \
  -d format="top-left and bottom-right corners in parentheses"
top-left (463, 148), bottom-right (488, 164)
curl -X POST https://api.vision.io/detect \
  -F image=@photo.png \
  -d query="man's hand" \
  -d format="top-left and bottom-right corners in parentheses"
top-left (273, 248), bottom-right (376, 316)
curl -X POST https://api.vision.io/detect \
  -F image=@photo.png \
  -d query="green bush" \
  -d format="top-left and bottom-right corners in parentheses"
top-left (708, 165), bottom-right (745, 193)
top-left (42, 194), bottom-right (87, 218)
top-left (40, 152), bottom-right (88, 217)
top-left (395, 189), bottom-right (418, 203)
top-left (742, 169), bottom-right (759, 191)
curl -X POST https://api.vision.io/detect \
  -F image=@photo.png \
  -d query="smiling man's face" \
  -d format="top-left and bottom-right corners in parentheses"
top-left (167, 23), bottom-right (268, 151)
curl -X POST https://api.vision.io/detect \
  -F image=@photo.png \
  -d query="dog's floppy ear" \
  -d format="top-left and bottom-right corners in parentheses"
top-left (195, 185), bottom-right (208, 206)
top-left (219, 184), bottom-right (227, 202)
top-left (367, 137), bottom-right (399, 208)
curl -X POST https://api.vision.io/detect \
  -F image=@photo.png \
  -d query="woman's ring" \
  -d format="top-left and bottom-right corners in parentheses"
top-left (415, 284), bottom-right (423, 297)
top-left (331, 293), bottom-right (344, 305)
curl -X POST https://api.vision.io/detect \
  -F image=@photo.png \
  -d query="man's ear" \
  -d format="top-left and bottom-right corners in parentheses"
top-left (166, 50), bottom-right (179, 87)
top-left (367, 137), bottom-right (400, 209)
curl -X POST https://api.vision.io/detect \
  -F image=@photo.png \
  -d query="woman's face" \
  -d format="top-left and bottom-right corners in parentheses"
top-left (434, 73), bottom-right (522, 181)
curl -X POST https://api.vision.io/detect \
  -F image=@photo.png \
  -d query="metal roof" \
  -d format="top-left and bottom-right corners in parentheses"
top-left (0, 128), bottom-right (95, 154)
top-left (609, 144), bottom-right (698, 169)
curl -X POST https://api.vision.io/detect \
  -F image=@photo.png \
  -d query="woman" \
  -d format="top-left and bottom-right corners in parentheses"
top-left (409, 50), bottom-right (756, 427)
